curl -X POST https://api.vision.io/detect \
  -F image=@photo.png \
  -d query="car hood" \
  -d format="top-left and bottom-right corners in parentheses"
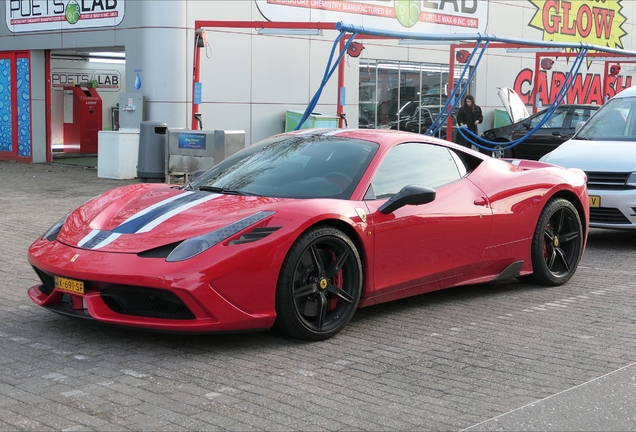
top-left (482, 122), bottom-right (517, 138)
top-left (543, 139), bottom-right (636, 171)
top-left (498, 87), bottom-right (529, 123)
top-left (57, 183), bottom-right (288, 253)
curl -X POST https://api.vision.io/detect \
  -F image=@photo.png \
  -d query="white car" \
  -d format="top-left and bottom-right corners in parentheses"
top-left (541, 85), bottom-right (636, 229)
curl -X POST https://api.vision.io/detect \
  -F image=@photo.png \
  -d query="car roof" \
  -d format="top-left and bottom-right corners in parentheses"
top-left (531, 104), bottom-right (599, 115)
top-left (283, 128), bottom-right (479, 154)
top-left (553, 104), bottom-right (599, 108)
top-left (612, 85), bottom-right (636, 99)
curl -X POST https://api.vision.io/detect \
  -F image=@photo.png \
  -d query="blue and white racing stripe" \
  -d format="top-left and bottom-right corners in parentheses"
top-left (78, 191), bottom-right (220, 249)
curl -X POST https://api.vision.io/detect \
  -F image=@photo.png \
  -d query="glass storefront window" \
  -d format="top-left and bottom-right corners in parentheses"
top-left (359, 59), bottom-right (472, 134)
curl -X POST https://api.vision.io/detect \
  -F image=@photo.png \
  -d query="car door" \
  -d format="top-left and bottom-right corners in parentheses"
top-left (562, 106), bottom-right (598, 138)
top-left (512, 107), bottom-right (569, 160)
top-left (365, 142), bottom-right (493, 297)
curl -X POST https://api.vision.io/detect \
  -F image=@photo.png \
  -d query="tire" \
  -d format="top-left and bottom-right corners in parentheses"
top-left (521, 198), bottom-right (583, 286)
top-left (491, 144), bottom-right (512, 159)
top-left (274, 226), bottom-right (362, 341)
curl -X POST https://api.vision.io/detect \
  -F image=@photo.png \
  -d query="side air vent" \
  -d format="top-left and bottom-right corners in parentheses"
top-left (229, 227), bottom-right (281, 245)
top-left (137, 242), bottom-right (182, 258)
top-left (32, 266), bottom-right (55, 295)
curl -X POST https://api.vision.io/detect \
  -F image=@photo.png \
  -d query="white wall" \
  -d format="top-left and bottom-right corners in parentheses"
top-left (7, 0), bottom-right (636, 155)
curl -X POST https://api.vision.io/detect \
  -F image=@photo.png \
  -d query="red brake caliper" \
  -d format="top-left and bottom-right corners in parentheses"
top-left (327, 250), bottom-right (343, 311)
top-left (544, 222), bottom-right (551, 259)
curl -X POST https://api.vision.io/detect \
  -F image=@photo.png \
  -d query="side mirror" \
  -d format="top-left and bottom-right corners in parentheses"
top-left (522, 120), bottom-right (531, 130)
top-left (575, 121), bottom-right (586, 133)
top-left (378, 185), bottom-right (436, 214)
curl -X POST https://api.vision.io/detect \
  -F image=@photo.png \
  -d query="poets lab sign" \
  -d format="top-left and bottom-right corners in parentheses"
top-left (51, 68), bottom-right (121, 92)
top-left (6, 0), bottom-right (125, 33)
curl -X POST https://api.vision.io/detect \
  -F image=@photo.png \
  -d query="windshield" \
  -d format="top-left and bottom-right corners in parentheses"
top-left (576, 97), bottom-right (636, 141)
top-left (397, 101), bottom-right (419, 118)
top-left (190, 134), bottom-right (379, 199)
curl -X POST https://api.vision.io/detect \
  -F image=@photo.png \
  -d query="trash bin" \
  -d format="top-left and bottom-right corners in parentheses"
top-left (137, 121), bottom-right (167, 182)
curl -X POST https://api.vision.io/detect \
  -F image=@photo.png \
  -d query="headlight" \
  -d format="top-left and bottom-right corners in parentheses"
top-left (41, 213), bottom-right (70, 241)
top-left (626, 172), bottom-right (636, 187)
top-left (166, 211), bottom-right (275, 262)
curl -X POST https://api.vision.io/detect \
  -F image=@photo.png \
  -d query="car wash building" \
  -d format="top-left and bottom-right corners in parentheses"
top-left (1, 0), bottom-right (635, 165)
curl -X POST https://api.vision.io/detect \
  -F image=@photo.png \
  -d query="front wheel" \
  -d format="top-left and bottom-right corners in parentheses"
top-left (491, 144), bottom-right (512, 159)
top-left (521, 198), bottom-right (583, 286)
top-left (274, 226), bottom-right (362, 341)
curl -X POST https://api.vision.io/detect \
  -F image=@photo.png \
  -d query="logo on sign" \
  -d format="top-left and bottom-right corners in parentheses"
top-left (65, 0), bottom-right (81, 24)
top-left (6, 0), bottom-right (126, 33)
top-left (51, 68), bottom-right (121, 92)
top-left (255, 0), bottom-right (488, 33)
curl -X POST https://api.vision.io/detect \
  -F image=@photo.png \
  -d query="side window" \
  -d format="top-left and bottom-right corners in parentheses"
top-left (530, 109), bottom-right (567, 128)
top-left (548, 110), bottom-right (568, 128)
top-left (369, 143), bottom-right (462, 200)
top-left (569, 108), bottom-right (596, 129)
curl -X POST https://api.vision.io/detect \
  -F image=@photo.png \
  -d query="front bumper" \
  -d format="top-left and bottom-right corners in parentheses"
top-left (27, 239), bottom-right (277, 333)
top-left (588, 188), bottom-right (636, 229)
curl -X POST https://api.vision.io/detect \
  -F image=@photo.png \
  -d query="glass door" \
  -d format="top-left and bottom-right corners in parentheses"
top-left (0, 52), bottom-right (31, 162)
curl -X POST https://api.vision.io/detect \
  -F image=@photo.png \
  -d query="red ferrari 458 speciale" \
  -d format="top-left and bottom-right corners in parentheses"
top-left (28, 129), bottom-right (589, 340)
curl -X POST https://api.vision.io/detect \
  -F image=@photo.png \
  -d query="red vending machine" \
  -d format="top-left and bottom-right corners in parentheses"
top-left (63, 85), bottom-right (102, 153)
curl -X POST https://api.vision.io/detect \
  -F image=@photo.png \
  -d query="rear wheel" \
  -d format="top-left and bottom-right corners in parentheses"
top-left (274, 226), bottom-right (362, 340)
top-left (521, 198), bottom-right (583, 286)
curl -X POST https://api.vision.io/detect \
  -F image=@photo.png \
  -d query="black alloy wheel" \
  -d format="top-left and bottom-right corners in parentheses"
top-left (274, 226), bottom-right (362, 341)
top-left (521, 198), bottom-right (583, 286)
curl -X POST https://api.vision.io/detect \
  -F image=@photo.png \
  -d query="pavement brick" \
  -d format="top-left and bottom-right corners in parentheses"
top-left (4, 160), bottom-right (636, 430)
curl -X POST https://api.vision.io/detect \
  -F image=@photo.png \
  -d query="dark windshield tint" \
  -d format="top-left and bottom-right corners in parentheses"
top-left (576, 97), bottom-right (635, 141)
top-left (190, 134), bottom-right (379, 199)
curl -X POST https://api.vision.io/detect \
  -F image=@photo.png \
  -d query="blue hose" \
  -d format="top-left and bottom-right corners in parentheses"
top-left (458, 48), bottom-right (589, 151)
top-left (294, 32), bottom-right (358, 131)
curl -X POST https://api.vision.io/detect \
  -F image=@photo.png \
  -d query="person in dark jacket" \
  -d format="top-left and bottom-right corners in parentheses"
top-left (456, 94), bottom-right (483, 147)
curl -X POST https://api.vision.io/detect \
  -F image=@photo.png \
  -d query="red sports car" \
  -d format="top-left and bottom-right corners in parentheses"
top-left (28, 129), bottom-right (588, 340)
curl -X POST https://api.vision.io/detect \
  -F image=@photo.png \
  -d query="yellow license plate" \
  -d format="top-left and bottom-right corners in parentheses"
top-left (54, 276), bottom-right (85, 294)
top-left (589, 195), bottom-right (601, 208)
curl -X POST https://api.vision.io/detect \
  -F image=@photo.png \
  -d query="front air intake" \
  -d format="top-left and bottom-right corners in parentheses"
top-left (101, 286), bottom-right (195, 320)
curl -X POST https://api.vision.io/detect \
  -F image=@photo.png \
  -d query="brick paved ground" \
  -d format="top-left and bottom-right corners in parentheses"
top-left (2, 160), bottom-right (636, 431)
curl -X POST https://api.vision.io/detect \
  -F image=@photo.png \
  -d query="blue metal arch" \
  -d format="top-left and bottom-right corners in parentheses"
top-left (296, 22), bottom-right (636, 146)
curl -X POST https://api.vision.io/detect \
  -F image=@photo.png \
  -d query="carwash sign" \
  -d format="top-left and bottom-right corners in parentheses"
top-left (6, 0), bottom-right (125, 33)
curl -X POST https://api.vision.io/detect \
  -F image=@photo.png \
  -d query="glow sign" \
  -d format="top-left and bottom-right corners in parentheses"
top-left (528, 0), bottom-right (626, 49)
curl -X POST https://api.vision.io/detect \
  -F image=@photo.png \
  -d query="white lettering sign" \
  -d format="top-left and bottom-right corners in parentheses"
top-left (6, 0), bottom-right (125, 33)
top-left (51, 68), bottom-right (121, 92)
top-left (254, 0), bottom-right (488, 33)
